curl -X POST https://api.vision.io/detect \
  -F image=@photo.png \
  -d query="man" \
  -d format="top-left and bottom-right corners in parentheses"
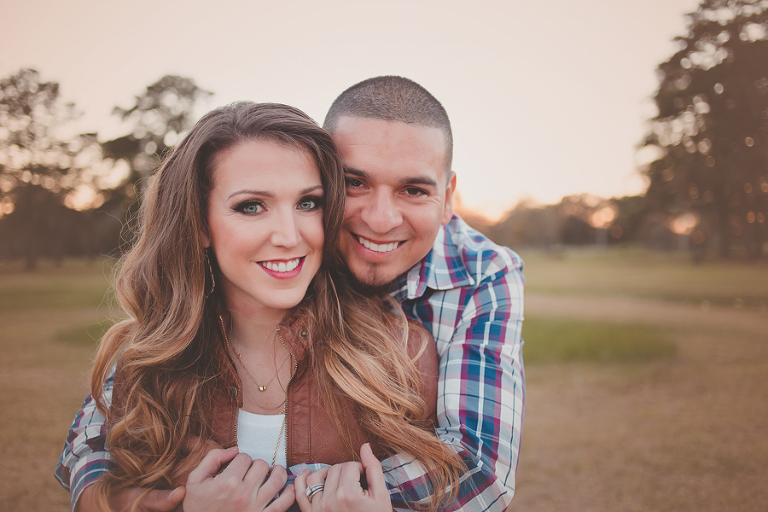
top-left (56, 76), bottom-right (525, 511)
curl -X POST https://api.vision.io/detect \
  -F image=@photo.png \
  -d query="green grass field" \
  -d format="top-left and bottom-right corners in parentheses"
top-left (520, 247), bottom-right (768, 311)
top-left (1, 248), bottom-right (767, 511)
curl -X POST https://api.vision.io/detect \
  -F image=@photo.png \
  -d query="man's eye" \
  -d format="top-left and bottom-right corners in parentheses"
top-left (404, 187), bottom-right (427, 196)
top-left (298, 197), bottom-right (323, 211)
top-left (234, 201), bottom-right (264, 214)
top-left (345, 177), bottom-right (364, 188)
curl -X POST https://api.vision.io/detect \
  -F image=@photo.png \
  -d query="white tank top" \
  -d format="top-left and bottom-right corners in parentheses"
top-left (236, 409), bottom-right (287, 467)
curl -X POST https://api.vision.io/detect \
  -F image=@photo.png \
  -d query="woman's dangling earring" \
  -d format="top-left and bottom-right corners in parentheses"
top-left (204, 249), bottom-right (216, 299)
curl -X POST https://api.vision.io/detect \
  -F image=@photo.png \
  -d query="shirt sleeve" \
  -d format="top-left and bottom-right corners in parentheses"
top-left (387, 258), bottom-right (525, 511)
top-left (54, 369), bottom-right (114, 512)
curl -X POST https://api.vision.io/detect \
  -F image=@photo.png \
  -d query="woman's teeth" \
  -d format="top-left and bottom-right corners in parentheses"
top-left (261, 258), bottom-right (300, 272)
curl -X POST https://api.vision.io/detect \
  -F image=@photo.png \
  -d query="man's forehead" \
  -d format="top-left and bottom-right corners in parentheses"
top-left (332, 116), bottom-right (449, 176)
top-left (333, 115), bottom-right (444, 140)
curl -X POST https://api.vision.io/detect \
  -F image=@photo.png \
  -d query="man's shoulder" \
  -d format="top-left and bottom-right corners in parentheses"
top-left (403, 215), bottom-right (523, 300)
top-left (440, 215), bottom-right (524, 281)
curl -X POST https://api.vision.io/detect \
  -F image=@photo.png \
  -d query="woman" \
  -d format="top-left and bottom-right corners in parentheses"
top-left (90, 101), bottom-right (463, 512)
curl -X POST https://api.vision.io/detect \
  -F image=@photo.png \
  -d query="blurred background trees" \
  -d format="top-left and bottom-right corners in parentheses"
top-left (0, 71), bottom-right (211, 269)
top-left (643, 0), bottom-right (768, 259)
top-left (2, 0), bottom-right (768, 268)
top-left (102, 75), bottom-right (212, 204)
top-left (0, 69), bottom-right (103, 269)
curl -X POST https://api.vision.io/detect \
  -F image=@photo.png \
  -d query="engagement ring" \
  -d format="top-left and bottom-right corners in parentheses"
top-left (305, 482), bottom-right (325, 502)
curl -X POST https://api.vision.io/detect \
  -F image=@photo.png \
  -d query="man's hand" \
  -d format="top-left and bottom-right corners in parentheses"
top-left (77, 484), bottom-right (185, 512)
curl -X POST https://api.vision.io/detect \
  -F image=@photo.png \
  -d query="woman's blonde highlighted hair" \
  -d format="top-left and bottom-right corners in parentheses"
top-left (92, 101), bottom-right (463, 511)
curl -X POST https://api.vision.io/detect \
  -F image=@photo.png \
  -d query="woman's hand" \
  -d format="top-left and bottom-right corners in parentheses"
top-left (295, 444), bottom-right (392, 512)
top-left (183, 447), bottom-right (295, 512)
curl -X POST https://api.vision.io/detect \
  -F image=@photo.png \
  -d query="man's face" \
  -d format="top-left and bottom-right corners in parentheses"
top-left (332, 116), bottom-right (456, 289)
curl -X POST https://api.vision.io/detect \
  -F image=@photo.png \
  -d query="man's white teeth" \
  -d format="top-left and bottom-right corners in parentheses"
top-left (358, 236), bottom-right (398, 253)
top-left (262, 258), bottom-right (300, 272)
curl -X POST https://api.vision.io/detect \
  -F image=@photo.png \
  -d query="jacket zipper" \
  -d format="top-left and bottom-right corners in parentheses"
top-left (277, 326), bottom-right (298, 466)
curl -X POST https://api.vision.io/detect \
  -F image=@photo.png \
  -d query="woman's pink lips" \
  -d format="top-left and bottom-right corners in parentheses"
top-left (258, 257), bottom-right (305, 280)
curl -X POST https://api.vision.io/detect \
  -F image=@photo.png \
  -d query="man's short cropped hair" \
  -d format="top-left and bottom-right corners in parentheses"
top-left (323, 76), bottom-right (453, 172)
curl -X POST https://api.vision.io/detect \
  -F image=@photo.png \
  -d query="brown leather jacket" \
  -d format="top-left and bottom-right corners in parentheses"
top-left (112, 312), bottom-right (438, 470)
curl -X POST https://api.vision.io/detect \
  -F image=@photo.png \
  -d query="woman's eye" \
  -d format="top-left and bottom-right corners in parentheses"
top-left (298, 197), bottom-right (323, 211)
top-left (234, 201), bottom-right (264, 215)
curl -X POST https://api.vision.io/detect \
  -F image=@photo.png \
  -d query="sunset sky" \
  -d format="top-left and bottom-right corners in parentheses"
top-left (2, 0), bottom-right (702, 219)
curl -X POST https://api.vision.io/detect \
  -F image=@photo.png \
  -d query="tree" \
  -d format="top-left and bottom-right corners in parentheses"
top-left (102, 75), bottom-right (213, 199)
top-left (0, 68), bottom-right (103, 269)
top-left (643, 0), bottom-right (768, 259)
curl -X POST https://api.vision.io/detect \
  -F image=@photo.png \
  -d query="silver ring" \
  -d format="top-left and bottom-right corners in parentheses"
top-left (305, 482), bottom-right (325, 502)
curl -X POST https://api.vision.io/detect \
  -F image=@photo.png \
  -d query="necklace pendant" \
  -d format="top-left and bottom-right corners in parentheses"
top-left (258, 385), bottom-right (267, 392)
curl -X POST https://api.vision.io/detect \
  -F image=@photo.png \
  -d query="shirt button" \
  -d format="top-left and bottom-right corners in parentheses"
top-left (299, 329), bottom-right (308, 338)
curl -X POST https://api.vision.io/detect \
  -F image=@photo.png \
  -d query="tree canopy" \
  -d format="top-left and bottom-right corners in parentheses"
top-left (0, 70), bottom-right (211, 268)
top-left (0, 69), bottom-right (105, 268)
top-left (644, 0), bottom-right (768, 258)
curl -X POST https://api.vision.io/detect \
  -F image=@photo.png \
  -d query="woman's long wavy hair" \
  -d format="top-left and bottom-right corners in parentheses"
top-left (91, 101), bottom-right (463, 511)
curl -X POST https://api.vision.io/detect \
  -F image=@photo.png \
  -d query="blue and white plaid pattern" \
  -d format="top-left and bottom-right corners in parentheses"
top-left (383, 215), bottom-right (525, 511)
top-left (55, 215), bottom-right (525, 512)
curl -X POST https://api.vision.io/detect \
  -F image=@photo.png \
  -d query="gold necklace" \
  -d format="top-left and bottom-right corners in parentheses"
top-left (219, 316), bottom-right (287, 393)
top-left (219, 315), bottom-right (289, 466)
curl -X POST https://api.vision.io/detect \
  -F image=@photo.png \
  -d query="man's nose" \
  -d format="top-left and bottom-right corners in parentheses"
top-left (359, 190), bottom-right (403, 233)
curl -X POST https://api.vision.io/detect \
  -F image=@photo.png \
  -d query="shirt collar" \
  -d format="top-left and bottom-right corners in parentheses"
top-left (393, 220), bottom-right (475, 301)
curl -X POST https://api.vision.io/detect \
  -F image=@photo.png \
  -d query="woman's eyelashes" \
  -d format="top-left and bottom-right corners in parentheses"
top-left (232, 196), bottom-right (323, 215)
top-left (233, 200), bottom-right (265, 215)
top-left (298, 196), bottom-right (323, 211)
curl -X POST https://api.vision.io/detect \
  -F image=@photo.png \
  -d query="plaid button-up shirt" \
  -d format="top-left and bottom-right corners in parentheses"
top-left (55, 215), bottom-right (525, 512)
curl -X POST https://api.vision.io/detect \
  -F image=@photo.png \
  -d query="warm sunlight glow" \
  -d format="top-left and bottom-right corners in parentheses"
top-left (670, 212), bottom-right (699, 235)
top-left (589, 204), bottom-right (618, 229)
top-left (64, 185), bottom-right (105, 211)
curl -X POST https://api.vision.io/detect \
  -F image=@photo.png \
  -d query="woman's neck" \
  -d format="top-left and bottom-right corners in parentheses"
top-left (224, 304), bottom-right (287, 354)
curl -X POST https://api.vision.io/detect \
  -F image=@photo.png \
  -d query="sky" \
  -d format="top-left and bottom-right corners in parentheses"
top-left (1, 0), bottom-right (702, 219)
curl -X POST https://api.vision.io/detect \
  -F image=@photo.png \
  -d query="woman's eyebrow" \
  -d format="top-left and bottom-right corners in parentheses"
top-left (227, 184), bottom-right (323, 200)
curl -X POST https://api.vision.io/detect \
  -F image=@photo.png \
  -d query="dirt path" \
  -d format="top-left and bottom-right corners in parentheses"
top-left (526, 293), bottom-right (768, 335)
top-left (512, 294), bottom-right (768, 511)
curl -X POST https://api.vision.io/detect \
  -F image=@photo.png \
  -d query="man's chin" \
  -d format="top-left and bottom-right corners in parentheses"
top-left (345, 270), bottom-right (398, 296)
top-left (340, 261), bottom-right (402, 296)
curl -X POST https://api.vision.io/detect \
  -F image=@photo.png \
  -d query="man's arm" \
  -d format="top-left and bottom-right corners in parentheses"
top-left (438, 261), bottom-right (524, 507)
top-left (57, 260), bottom-right (524, 512)
top-left (55, 372), bottom-right (113, 511)
top-left (389, 255), bottom-right (525, 511)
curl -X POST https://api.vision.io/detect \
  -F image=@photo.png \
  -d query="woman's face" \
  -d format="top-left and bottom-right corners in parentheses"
top-left (204, 139), bottom-right (324, 314)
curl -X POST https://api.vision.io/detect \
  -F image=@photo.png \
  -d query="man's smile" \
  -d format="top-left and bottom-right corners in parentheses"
top-left (355, 234), bottom-right (402, 253)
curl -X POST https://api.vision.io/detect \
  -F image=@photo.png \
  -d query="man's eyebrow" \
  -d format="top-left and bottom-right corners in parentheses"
top-left (399, 176), bottom-right (439, 188)
top-left (343, 168), bottom-right (439, 188)
top-left (343, 167), bottom-right (369, 179)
